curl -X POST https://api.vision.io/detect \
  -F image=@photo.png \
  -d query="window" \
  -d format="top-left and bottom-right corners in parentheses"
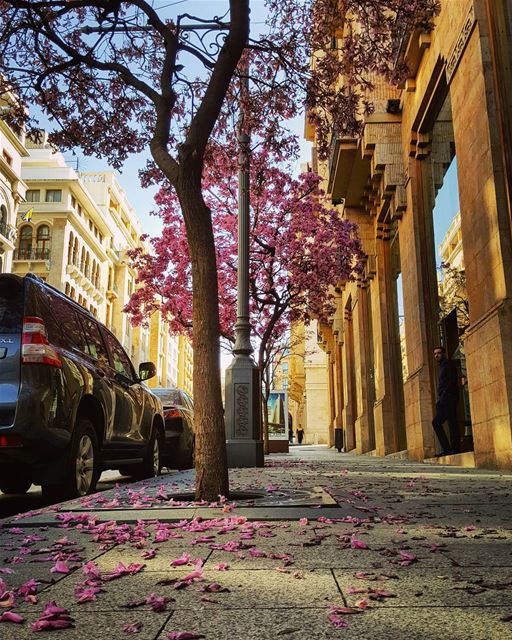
top-left (72, 238), bottom-right (78, 266)
top-left (18, 225), bottom-right (32, 259)
top-left (36, 225), bottom-right (51, 259)
top-left (25, 190), bottom-right (41, 203)
top-left (0, 204), bottom-right (6, 225)
top-left (0, 277), bottom-right (22, 333)
top-left (71, 195), bottom-right (76, 208)
top-left (78, 315), bottom-right (109, 365)
top-left (47, 297), bottom-right (88, 353)
top-left (45, 189), bottom-right (62, 203)
top-left (2, 150), bottom-right (12, 166)
top-left (101, 329), bottom-right (135, 381)
top-left (67, 232), bottom-right (73, 264)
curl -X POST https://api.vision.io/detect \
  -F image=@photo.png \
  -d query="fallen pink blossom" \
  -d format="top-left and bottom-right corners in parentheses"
top-left (213, 563), bottom-right (229, 571)
top-left (399, 552), bottom-right (418, 566)
top-left (31, 601), bottom-right (73, 632)
top-left (167, 632), bottom-right (205, 639)
top-left (170, 553), bottom-right (191, 567)
top-left (82, 561), bottom-right (102, 579)
top-left (0, 610), bottom-right (24, 624)
top-left (350, 538), bottom-right (369, 550)
top-left (50, 560), bottom-right (70, 574)
top-left (123, 621), bottom-right (143, 633)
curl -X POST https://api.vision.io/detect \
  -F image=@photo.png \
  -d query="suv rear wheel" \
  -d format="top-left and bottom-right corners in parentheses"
top-left (42, 417), bottom-right (100, 500)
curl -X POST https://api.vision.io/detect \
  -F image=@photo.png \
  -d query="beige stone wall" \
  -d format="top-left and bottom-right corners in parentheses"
top-left (307, 0), bottom-right (512, 469)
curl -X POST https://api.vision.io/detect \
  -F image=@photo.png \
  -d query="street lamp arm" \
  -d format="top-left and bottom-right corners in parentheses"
top-left (186, 0), bottom-right (249, 160)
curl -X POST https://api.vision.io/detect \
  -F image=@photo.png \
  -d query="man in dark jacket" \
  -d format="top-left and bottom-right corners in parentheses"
top-left (432, 346), bottom-right (460, 456)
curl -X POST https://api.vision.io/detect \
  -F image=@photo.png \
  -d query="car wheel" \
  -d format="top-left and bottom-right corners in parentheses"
top-left (125, 427), bottom-right (163, 480)
top-left (0, 477), bottom-right (32, 495)
top-left (178, 436), bottom-right (195, 470)
top-left (42, 417), bottom-right (100, 501)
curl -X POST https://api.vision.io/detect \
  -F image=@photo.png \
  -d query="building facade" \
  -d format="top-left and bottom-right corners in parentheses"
top-left (301, 0), bottom-right (512, 469)
top-left (0, 97), bottom-right (28, 274)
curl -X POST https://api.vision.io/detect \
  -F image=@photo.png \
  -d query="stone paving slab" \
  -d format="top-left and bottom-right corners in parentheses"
top-left (161, 606), bottom-right (511, 640)
top-left (334, 567), bottom-right (512, 608)
top-left (0, 610), bottom-right (169, 639)
top-left (29, 568), bottom-right (342, 612)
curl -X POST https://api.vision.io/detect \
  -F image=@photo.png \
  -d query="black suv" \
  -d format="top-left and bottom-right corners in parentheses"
top-left (0, 273), bottom-right (165, 499)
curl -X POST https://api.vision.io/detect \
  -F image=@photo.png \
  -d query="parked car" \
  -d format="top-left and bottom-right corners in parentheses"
top-left (0, 272), bottom-right (165, 499)
top-left (151, 387), bottom-right (194, 469)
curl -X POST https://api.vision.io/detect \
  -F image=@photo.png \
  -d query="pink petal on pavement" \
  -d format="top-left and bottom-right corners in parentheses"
top-left (0, 610), bottom-right (24, 624)
top-left (50, 560), bottom-right (70, 574)
top-left (123, 621), bottom-right (143, 633)
top-left (167, 633), bottom-right (205, 640)
top-left (350, 538), bottom-right (369, 550)
top-left (170, 553), bottom-right (191, 567)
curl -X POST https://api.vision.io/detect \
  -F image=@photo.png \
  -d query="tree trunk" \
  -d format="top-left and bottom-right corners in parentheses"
top-left (262, 386), bottom-right (270, 455)
top-left (178, 180), bottom-right (229, 501)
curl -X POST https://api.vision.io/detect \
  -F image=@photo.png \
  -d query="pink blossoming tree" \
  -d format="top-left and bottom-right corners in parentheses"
top-left (126, 140), bottom-right (364, 450)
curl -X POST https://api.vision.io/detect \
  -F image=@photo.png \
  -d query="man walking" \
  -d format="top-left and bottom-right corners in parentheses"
top-left (432, 346), bottom-right (460, 456)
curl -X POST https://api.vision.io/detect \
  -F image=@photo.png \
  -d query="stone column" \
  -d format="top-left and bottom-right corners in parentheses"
top-left (354, 279), bottom-right (376, 453)
top-left (343, 303), bottom-right (357, 452)
top-left (400, 157), bottom-right (440, 460)
top-left (372, 230), bottom-right (407, 455)
top-left (449, 7), bottom-right (512, 468)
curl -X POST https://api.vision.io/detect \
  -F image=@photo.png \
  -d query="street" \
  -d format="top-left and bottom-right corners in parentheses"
top-left (0, 470), bottom-right (173, 520)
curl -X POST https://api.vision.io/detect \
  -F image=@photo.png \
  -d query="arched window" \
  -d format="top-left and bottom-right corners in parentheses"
top-left (85, 253), bottom-right (90, 279)
top-left (80, 247), bottom-right (86, 272)
top-left (36, 225), bottom-right (50, 259)
top-left (95, 263), bottom-right (100, 288)
top-left (67, 232), bottom-right (74, 265)
top-left (18, 225), bottom-right (32, 259)
top-left (73, 238), bottom-right (78, 266)
top-left (0, 204), bottom-right (7, 225)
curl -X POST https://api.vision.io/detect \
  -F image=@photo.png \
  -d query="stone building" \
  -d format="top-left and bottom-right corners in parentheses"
top-left (301, 0), bottom-right (512, 469)
top-left (0, 94), bottom-right (28, 274)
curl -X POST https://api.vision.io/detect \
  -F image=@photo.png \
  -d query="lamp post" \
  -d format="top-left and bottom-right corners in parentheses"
top-left (224, 63), bottom-right (264, 468)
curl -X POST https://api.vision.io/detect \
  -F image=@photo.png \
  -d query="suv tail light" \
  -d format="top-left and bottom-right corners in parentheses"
top-left (163, 408), bottom-right (181, 419)
top-left (22, 316), bottom-right (62, 368)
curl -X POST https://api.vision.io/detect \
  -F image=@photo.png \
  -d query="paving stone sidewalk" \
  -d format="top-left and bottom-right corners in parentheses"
top-left (0, 446), bottom-right (511, 639)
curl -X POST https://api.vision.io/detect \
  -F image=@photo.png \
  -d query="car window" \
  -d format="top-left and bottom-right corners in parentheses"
top-left (0, 277), bottom-right (23, 334)
top-left (77, 314), bottom-right (109, 366)
top-left (101, 329), bottom-right (135, 381)
top-left (152, 388), bottom-right (180, 405)
top-left (46, 295), bottom-right (88, 353)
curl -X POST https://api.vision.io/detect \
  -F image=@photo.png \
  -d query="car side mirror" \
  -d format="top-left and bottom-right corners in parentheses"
top-left (139, 361), bottom-right (156, 382)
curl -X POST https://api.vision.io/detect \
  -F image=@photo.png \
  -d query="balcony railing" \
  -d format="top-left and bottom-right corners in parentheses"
top-left (14, 248), bottom-right (51, 261)
top-left (0, 220), bottom-right (16, 243)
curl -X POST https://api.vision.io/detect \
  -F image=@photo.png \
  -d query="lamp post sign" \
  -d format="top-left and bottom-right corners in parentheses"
top-left (224, 54), bottom-right (264, 468)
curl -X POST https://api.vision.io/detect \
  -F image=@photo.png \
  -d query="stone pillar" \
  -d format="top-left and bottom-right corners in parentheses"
top-left (327, 352), bottom-right (336, 447)
top-left (354, 280), bottom-right (376, 453)
top-left (449, 7), bottom-right (512, 468)
top-left (343, 303), bottom-right (357, 451)
top-left (372, 231), bottom-right (407, 455)
top-left (400, 157), bottom-right (440, 460)
top-left (335, 341), bottom-right (345, 432)
top-left (47, 219), bottom-right (68, 290)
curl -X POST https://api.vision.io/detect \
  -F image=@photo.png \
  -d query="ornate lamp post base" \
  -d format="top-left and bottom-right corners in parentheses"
top-left (225, 353), bottom-right (264, 468)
